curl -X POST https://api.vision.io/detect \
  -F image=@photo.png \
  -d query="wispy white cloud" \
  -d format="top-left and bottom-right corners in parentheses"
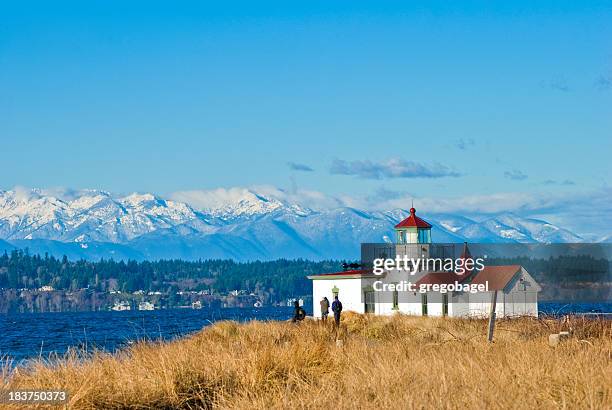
top-left (170, 187), bottom-right (260, 211)
top-left (11, 186), bottom-right (37, 202)
top-left (454, 138), bottom-right (475, 150)
top-left (377, 192), bottom-right (542, 214)
top-left (504, 169), bottom-right (528, 181)
top-left (543, 179), bottom-right (575, 186)
top-left (287, 162), bottom-right (314, 172)
top-left (541, 78), bottom-right (571, 92)
top-left (7, 186), bottom-right (110, 202)
top-left (330, 158), bottom-right (460, 179)
top-left (595, 74), bottom-right (611, 91)
top-left (251, 185), bottom-right (347, 209)
top-left (170, 186), bottom-right (347, 211)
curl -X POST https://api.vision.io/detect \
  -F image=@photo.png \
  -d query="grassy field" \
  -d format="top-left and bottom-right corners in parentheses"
top-left (1, 313), bottom-right (610, 409)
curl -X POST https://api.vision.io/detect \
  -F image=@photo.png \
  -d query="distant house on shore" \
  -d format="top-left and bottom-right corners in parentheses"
top-left (308, 207), bottom-right (541, 318)
top-left (138, 301), bottom-right (155, 311)
top-left (111, 301), bottom-right (131, 311)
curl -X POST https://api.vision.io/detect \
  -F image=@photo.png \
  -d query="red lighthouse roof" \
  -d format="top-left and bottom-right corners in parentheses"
top-left (394, 207), bottom-right (432, 229)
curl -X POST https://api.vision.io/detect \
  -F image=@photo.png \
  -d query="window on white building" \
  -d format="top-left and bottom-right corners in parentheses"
top-left (364, 290), bottom-right (375, 313)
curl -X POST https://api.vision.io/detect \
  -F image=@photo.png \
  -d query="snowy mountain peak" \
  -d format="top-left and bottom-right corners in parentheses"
top-left (0, 188), bottom-right (200, 243)
top-left (198, 189), bottom-right (296, 219)
top-left (0, 187), bottom-right (591, 261)
top-left (480, 213), bottom-right (583, 243)
top-left (122, 192), bottom-right (158, 204)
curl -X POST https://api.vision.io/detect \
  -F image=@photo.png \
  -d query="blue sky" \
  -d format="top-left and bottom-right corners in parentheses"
top-left (1, 1), bottom-right (611, 236)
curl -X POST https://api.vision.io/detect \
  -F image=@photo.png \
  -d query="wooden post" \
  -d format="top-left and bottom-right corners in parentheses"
top-left (487, 290), bottom-right (497, 342)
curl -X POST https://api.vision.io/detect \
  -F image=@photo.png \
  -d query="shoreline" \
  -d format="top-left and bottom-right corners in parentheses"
top-left (1, 303), bottom-right (611, 367)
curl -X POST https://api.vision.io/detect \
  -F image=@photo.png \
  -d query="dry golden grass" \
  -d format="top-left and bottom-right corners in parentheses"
top-left (1, 313), bottom-right (611, 409)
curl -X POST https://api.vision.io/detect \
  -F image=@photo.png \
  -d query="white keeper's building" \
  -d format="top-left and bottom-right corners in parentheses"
top-left (308, 207), bottom-right (541, 318)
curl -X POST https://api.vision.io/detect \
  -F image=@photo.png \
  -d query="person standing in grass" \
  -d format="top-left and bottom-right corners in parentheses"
top-left (331, 296), bottom-right (342, 327)
top-left (292, 300), bottom-right (306, 323)
top-left (320, 297), bottom-right (330, 322)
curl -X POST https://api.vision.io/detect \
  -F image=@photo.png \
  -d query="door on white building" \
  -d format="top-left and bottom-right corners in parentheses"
top-left (364, 290), bottom-right (375, 313)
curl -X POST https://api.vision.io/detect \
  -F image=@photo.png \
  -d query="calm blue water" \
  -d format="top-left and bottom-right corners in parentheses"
top-left (0, 302), bottom-right (609, 365)
top-left (0, 307), bottom-right (296, 365)
top-left (539, 301), bottom-right (612, 316)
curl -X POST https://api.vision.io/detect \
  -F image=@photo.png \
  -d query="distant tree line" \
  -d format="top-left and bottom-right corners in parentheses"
top-left (487, 255), bottom-right (610, 301)
top-left (0, 249), bottom-right (609, 304)
top-left (0, 249), bottom-right (343, 302)
top-left (486, 255), bottom-right (610, 283)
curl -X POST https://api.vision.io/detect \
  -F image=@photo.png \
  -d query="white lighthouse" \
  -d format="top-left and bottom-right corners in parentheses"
top-left (308, 207), bottom-right (541, 318)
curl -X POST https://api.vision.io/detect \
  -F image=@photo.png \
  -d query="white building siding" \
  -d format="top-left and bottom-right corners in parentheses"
top-left (449, 293), bottom-right (471, 317)
top-left (310, 267), bottom-right (539, 318)
top-left (312, 278), bottom-right (365, 317)
top-left (467, 290), bottom-right (538, 318)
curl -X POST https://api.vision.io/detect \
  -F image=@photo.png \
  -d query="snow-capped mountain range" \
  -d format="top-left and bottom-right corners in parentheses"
top-left (0, 188), bottom-right (587, 261)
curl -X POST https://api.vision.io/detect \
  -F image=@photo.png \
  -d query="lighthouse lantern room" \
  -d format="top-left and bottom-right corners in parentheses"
top-left (394, 207), bottom-right (432, 244)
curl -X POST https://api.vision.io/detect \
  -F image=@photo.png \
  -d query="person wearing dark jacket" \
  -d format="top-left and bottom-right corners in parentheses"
top-left (292, 300), bottom-right (306, 323)
top-left (331, 296), bottom-right (342, 327)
